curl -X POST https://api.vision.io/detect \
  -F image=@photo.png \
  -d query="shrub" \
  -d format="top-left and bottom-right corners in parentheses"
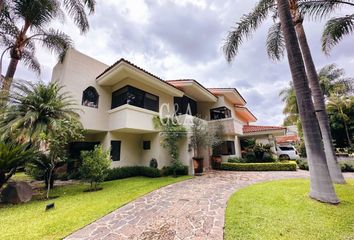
top-left (296, 159), bottom-right (309, 170)
top-left (220, 161), bottom-right (297, 171)
top-left (244, 152), bottom-right (256, 162)
top-left (105, 166), bottom-right (161, 181)
top-left (340, 160), bottom-right (354, 172)
top-left (149, 158), bottom-right (158, 169)
top-left (228, 157), bottom-right (247, 163)
top-left (261, 153), bottom-right (278, 163)
top-left (80, 146), bottom-right (111, 190)
top-left (161, 165), bottom-right (189, 176)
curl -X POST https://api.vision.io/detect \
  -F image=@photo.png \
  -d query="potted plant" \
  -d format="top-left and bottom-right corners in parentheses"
top-left (190, 118), bottom-right (221, 175)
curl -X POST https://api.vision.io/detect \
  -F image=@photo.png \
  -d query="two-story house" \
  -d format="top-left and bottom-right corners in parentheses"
top-left (51, 49), bottom-right (286, 173)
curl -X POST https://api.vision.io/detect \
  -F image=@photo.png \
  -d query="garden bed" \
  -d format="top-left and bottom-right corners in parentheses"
top-left (221, 161), bottom-right (297, 171)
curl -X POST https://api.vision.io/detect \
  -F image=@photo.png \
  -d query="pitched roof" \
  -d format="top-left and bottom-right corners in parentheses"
top-left (96, 58), bottom-right (181, 91)
top-left (243, 125), bottom-right (286, 134)
top-left (208, 87), bottom-right (247, 104)
top-left (167, 79), bottom-right (216, 97)
top-left (276, 135), bottom-right (300, 144)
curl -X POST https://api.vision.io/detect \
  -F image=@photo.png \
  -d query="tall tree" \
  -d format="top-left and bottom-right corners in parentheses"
top-left (0, 0), bottom-right (96, 104)
top-left (224, 0), bottom-right (345, 183)
top-left (277, 0), bottom-right (338, 203)
top-left (288, 0), bottom-right (346, 183)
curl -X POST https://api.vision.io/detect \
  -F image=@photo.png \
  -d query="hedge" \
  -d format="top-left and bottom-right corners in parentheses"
top-left (105, 166), bottom-right (161, 181)
top-left (297, 159), bottom-right (354, 172)
top-left (221, 161), bottom-right (297, 171)
top-left (161, 165), bottom-right (189, 176)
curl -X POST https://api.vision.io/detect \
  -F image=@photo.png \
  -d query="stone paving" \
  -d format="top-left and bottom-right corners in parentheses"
top-left (65, 170), bottom-right (354, 240)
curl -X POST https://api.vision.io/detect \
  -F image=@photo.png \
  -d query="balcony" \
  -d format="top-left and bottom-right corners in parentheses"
top-left (108, 104), bottom-right (158, 133)
top-left (208, 118), bottom-right (243, 135)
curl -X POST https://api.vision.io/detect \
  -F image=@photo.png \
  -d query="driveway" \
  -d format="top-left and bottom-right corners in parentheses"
top-left (65, 170), bottom-right (354, 240)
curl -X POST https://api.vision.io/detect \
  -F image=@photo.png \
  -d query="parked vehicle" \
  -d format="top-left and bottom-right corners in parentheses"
top-left (276, 145), bottom-right (300, 160)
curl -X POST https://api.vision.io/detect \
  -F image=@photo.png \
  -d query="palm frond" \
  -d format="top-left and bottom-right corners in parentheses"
top-left (82, 0), bottom-right (95, 14)
top-left (322, 14), bottom-right (354, 54)
top-left (223, 0), bottom-right (276, 62)
top-left (21, 50), bottom-right (41, 76)
top-left (12, 0), bottom-right (62, 28)
top-left (63, 0), bottom-right (90, 33)
top-left (298, 0), bottom-right (354, 19)
top-left (266, 22), bottom-right (285, 61)
top-left (37, 28), bottom-right (73, 62)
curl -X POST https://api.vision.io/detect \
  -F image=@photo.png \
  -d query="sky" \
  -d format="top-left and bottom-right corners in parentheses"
top-left (3, 0), bottom-right (354, 125)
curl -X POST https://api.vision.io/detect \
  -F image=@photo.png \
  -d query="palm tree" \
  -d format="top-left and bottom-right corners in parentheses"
top-left (0, 0), bottom-right (96, 103)
top-left (279, 82), bottom-right (299, 125)
top-left (327, 96), bottom-right (353, 146)
top-left (224, 0), bottom-right (346, 184)
top-left (276, 0), bottom-right (339, 203)
top-left (0, 80), bottom-right (80, 143)
top-left (299, 0), bottom-right (354, 54)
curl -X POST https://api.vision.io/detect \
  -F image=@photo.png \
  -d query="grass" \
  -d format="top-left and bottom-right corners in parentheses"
top-left (11, 172), bottom-right (34, 182)
top-left (225, 179), bottom-right (354, 240)
top-left (0, 176), bottom-right (191, 240)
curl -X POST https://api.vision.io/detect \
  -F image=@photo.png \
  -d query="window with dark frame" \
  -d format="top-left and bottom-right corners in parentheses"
top-left (110, 141), bottom-right (121, 161)
top-left (143, 141), bottom-right (151, 150)
top-left (212, 141), bottom-right (235, 155)
top-left (210, 107), bottom-right (231, 120)
top-left (111, 85), bottom-right (159, 112)
top-left (82, 87), bottom-right (99, 108)
top-left (174, 95), bottom-right (197, 116)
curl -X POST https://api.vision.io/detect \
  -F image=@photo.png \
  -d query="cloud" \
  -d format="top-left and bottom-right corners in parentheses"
top-left (2, 0), bottom-right (353, 126)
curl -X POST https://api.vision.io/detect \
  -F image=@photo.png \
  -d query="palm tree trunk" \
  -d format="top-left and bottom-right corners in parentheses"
top-left (1, 57), bottom-right (19, 105)
top-left (277, 0), bottom-right (339, 203)
top-left (295, 22), bottom-right (346, 184)
top-left (339, 107), bottom-right (352, 146)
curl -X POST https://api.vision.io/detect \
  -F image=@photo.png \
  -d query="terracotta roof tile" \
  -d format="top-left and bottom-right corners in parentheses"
top-left (276, 135), bottom-right (300, 143)
top-left (243, 125), bottom-right (286, 134)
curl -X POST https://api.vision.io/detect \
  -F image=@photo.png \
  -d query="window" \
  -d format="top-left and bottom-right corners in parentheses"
top-left (68, 142), bottom-right (100, 159)
top-left (174, 96), bottom-right (197, 116)
top-left (111, 85), bottom-right (159, 112)
top-left (82, 87), bottom-right (99, 108)
top-left (210, 107), bottom-right (231, 120)
top-left (213, 141), bottom-right (235, 155)
top-left (143, 141), bottom-right (151, 150)
top-left (111, 141), bottom-right (121, 161)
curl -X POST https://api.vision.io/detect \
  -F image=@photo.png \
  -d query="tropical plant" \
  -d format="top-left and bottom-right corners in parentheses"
top-left (80, 145), bottom-right (111, 191)
top-left (153, 116), bottom-right (187, 175)
top-left (0, 141), bottom-right (37, 190)
top-left (223, 0), bottom-right (346, 184)
top-left (276, 0), bottom-right (338, 203)
top-left (0, 81), bottom-right (80, 143)
top-left (0, 0), bottom-right (96, 103)
top-left (299, 0), bottom-right (354, 54)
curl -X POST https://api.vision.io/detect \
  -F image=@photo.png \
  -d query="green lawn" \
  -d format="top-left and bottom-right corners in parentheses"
top-left (0, 176), bottom-right (191, 240)
top-left (225, 179), bottom-right (354, 240)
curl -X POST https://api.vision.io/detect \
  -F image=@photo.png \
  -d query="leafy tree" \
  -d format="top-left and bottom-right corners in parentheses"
top-left (80, 145), bottom-right (111, 191)
top-left (0, 0), bottom-right (96, 103)
top-left (0, 141), bottom-right (37, 190)
top-left (27, 118), bottom-right (84, 198)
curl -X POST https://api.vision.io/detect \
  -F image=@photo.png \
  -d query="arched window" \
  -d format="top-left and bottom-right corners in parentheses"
top-left (82, 87), bottom-right (99, 108)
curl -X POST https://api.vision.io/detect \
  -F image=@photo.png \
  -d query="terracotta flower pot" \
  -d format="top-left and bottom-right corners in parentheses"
top-left (193, 157), bottom-right (204, 176)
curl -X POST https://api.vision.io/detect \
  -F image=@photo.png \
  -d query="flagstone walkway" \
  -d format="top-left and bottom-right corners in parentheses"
top-left (65, 170), bottom-right (354, 240)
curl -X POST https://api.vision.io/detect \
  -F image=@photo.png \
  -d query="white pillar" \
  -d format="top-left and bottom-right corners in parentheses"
top-left (235, 136), bottom-right (242, 157)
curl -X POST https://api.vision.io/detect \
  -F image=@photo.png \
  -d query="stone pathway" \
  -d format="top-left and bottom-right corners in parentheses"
top-left (65, 171), bottom-right (354, 240)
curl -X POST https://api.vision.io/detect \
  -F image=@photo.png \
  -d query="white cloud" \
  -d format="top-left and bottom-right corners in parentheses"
top-left (2, 0), bottom-right (353, 126)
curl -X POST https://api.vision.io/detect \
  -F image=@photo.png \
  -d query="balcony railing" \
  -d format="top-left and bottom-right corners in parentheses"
top-left (108, 104), bottom-right (158, 132)
top-left (208, 118), bottom-right (243, 135)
